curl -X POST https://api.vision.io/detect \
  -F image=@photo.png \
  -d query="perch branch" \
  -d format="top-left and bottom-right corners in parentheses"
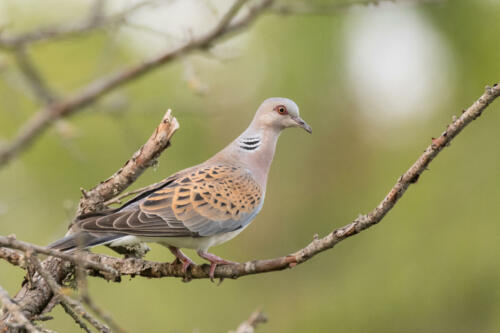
top-left (54, 84), bottom-right (499, 281)
top-left (0, 0), bottom-right (268, 168)
top-left (1, 85), bottom-right (497, 293)
top-left (0, 235), bottom-right (118, 279)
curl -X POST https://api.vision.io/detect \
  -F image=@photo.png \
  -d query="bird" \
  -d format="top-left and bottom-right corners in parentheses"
top-left (49, 97), bottom-right (312, 280)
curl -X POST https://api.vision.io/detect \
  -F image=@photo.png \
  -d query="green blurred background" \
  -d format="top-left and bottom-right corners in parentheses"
top-left (1, 0), bottom-right (500, 332)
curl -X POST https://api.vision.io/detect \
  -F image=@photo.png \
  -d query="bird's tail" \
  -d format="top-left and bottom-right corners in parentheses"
top-left (47, 232), bottom-right (121, 252)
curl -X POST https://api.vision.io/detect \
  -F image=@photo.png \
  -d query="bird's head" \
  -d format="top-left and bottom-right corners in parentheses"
top-left (254, 97), bottom-right (312, 134)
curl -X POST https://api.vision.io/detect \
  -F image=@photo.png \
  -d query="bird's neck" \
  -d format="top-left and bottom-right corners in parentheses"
top-left (210, 123), bottom-right (281, 188)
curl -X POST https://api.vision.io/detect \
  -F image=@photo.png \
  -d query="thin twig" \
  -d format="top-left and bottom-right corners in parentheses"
top-left (270, 0), bottom-right (443, 16)
top-left (229, 309), bottom-right (267, 333)
top-left (103, 182), bottom-right (163, 206)
top-left (0, 0), bottom-right (271, 168)
top-left (75, 255), bottom-right (127, 333)
top-left (28, 254), bottom-right (111, 333)
top-left (0, 247), bottom-right (25, 268)
top-left (59, 301), bottom-right (92, 333)
top-left (0, 235), bottom-right (118, 279)
top-left (12, 46), bottom-right (57, 104)
top-left (0, 1), bottom-right (155, 48)
top-left (0, 285), bottom-right (41, 333)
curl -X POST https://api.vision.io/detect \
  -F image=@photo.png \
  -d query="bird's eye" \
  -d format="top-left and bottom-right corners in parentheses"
top-left (275, 105), bottom-right (288, 115)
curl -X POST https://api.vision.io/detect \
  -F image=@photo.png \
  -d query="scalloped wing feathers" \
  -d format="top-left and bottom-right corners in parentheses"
top-left (76, 164), bottom-right (263, 237)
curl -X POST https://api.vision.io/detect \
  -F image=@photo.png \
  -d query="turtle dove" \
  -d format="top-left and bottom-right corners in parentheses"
top-left (49, 97), bottom-right (312, 280)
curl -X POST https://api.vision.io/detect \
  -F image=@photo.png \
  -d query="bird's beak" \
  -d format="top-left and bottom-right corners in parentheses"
top-left (292, 116), bottom-right (312, 134)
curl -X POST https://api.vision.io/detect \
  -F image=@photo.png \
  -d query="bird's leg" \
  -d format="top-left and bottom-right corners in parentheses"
top-left (168, 246), bottom-right (194, 273)
top-left (196, 250), bottom-right (238, 282)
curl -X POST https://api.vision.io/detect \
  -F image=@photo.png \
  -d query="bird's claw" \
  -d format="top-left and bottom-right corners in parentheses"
top-left (197, 250), bottom-right (237, 282)
top-left (168, 246), bottom-right (195, 274)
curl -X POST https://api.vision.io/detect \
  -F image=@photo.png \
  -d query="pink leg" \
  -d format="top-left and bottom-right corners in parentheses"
top-left (168, 246), bottom-right (194, 273)
top-left (197, 250), bottom-right (238, 282)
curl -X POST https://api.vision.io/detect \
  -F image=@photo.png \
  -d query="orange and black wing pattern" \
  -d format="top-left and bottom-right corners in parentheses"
top-left (76, 164), bottom-right (263, 237)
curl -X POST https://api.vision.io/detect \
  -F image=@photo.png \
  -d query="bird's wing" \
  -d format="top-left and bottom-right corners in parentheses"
top-left (77, 164), bottom-right (263, 237)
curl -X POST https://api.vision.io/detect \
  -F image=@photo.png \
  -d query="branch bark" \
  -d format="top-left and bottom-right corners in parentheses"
top-left (0, 286), bottom-right (41, 333)
top-left (0, 235), bottom-right (118, 279)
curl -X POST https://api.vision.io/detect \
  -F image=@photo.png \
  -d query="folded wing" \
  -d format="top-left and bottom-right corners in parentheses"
top-left (76, 164), bottom-right (263, 237)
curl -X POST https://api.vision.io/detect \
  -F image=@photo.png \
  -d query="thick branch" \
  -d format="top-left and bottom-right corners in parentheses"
top-left (0, 285), bottom-right (41, 333)
top-left (0, 0), bottom-right (268, 168)
top-left (28, 254), bottom-right (110, 333)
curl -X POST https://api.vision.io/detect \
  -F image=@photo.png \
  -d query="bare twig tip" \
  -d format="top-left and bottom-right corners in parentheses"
top-left (80, 188), bottom-right (88, 198)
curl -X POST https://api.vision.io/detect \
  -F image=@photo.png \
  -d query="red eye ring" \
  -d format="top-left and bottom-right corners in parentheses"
top-left (274, 105), bottom-right (288, 115)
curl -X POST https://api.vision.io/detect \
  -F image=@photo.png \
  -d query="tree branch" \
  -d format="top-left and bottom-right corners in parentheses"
top-left (229, 309), bottom-right (267, 333)
top-left (11, 46), bottom-right (57, 104)
top-left (0, 1), bottom-right (152, 49)
top-left (0, 247), bottom-right (24, 268)
top-left (62, 84), bottom-right (500, 281)
top-left (270, 0), bottom-right (443, 16)
top-left (0, 235), bottom-right (118, 279)
top-left (77, 109), bottom-right (179, 215)
top-left (0, 106), bottom-right (181, 326)
top-left (0, 0), bottom-right (268, 168)
top-left (27, 254), bottom-right (111, 333)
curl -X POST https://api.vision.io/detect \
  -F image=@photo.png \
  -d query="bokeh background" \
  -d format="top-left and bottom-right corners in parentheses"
top-left (1, 0), bottom-right (500, 332)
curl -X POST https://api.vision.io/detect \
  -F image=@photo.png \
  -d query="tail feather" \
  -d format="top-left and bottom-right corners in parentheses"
top-left (48, 232), bottom-right (121, 252)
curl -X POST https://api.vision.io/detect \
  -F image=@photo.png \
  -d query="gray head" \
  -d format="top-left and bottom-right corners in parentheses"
top-left (253, 97), bottom-right (312, 134)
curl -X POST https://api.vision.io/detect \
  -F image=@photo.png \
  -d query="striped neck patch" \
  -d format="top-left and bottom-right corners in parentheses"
top-left (238, 136), bottom-right (261, 151)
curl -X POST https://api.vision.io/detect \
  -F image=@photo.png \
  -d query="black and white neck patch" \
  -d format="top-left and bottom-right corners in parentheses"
top-left (238, 136), bottom-right (261, 151)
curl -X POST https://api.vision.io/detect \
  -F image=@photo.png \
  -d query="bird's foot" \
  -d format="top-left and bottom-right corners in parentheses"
top-left (168, 246), bottom-right (195, 273)
top-left (196, 250), bottom-right (238, 282)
